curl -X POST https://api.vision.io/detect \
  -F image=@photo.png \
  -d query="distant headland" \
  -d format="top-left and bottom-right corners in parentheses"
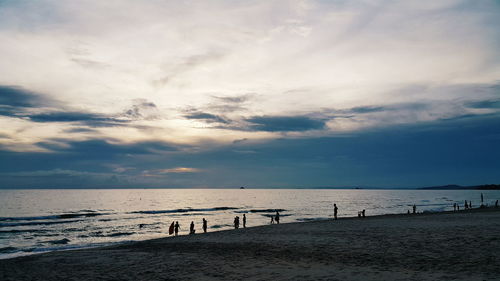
top-left (419, 184), bottom-right (500, 190)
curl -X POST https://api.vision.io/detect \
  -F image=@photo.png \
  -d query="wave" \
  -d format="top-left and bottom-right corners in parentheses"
top-left (244, 209), bottom-right (286, 213)
top-left (0, 211), bottom-right (111, 222)
top-left (48, 238), bottom-right (70, 245)
top-left (0, 246), bottom-right (17, 253)
top-left (107, 232), bottom-right (134, 237)
top-left (0, 219), bottom-right (82, 227)
top-left (130, 207), bottom-right (239, 215)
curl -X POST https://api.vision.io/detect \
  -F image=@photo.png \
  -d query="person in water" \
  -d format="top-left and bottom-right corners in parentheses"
top-left (202, 218), bottom-right (207, 233)
top-left (243, 214), bottom-right (247, 228)
top-left (174, 221), bottom-right (180, 236)
top-left (189, 221), bottom-right (195, 234)
top-left (334, 204), bottom-right (338, 220)
top-left (275, 210), bottom-right (280, 224)
top-left (234, 216), bottom-right (240, 229)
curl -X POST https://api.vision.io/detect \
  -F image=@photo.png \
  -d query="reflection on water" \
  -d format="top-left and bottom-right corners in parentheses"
top-left (1, 189), bottom-right (499, 259)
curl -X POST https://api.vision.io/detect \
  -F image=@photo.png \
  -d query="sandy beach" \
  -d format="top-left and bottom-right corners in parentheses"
top-left (1, 208), bottom-right (499, 281)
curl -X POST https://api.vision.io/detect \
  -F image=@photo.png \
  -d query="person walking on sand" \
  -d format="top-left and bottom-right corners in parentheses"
top-left (234, 216), bottom-right (240, 229)
top-left (465, 200), bottom-right (468, 210)
top-left (334, 204), bottom-right (338, 220)
top-left (202, 218), bottom-right (207, 233)
top-left (496, 200), bottom-right (499, 208)
top-left (270, 216), bottom-right (274, 224)
top-left (243, 214), bottom-right (247, 228)
top-left (189, 221), bottom-right (195, 234)
top-left (469, 201), bottom-right (472, 209)
top-left (275, 210), bottom-right (280, 224)
top-left (453, 203), bottom-right (456, 212)
top-left (174, 221), bottom-right (180, 236)
top-left (362, 209), bottom-right (366, 218)
top-left (413, 204), bottom-right (416, 214)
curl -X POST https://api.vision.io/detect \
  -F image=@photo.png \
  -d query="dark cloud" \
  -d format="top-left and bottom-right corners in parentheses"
top-left (1, 114), bottom-right (500, 188)
top-left (465, 99), bottom-right (500, 109)
top-left (349, 106), bottom-right (388, 113)
top-left (63, 127), bottom-right (98, 133)
top-left (0, 85), bottom-right (52, 108)
top-left (245, 116), bottom-right (326, 132)
top-left (184, 112), bottom-right (229, 124)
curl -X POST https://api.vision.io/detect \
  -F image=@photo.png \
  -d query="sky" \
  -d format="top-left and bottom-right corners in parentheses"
top-left (0, 0), bottom-right (500, 188)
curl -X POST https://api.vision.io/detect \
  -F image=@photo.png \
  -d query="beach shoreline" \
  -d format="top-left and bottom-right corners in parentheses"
top-left (1, 207), bottom-right (500, 280)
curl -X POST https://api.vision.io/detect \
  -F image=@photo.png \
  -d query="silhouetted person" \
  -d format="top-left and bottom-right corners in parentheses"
top-left (275, 211), bottom-right (280, 224)
top-left (358, 211), bottom-right (361, 218)
top-left (457, 205), bottom-right (460, 211)
top-left (243, 214), bottom-right (246, 228)
top-left (481, 193), bottom-right (484, 204)
top-left (362, 209), bottom-right (366, 218)
top-left (270, 216), bottom-right (274, 224)
top-left (469, 201), bottom-right (472, 209)
top-left (174, 221), bottom-right (180, 236)
top-left (189, 221), bottom-right (195, 234)
top-left (234, 216), bottom-right (240, 229)
top-left (169, 221), bottom-right (175, 235)
top-left (465, 200), bottom-right (468, 210)
top-left (407, 210), bottom-right (410, 215)
top-left (202, 218), bottom-right (207, 233)
top-left (413, 204), bottom-right (416, 214)
top-left (334, 204), bottom-right (338, 220)
top-left (496, 200), bottom-right (499, 208)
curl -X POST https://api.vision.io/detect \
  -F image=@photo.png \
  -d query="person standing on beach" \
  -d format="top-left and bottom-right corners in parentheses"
top-left (234, 216), bottom-right (240, 229)
top-left (275, 210), bottom-right (280, 224)
top-left (270, 216), bottom-right (274, 224)
top-left (413, 204), bottom-right (416, 214)
top-left (465, 200), bottom-right (468, 210)
top-left (334, 204), bottom-right (338, 220)
top-left (453, 203), bottom-right (457, 212)
top-left (189, 221), bottom-right (195, 234)
top-left (243, 214), bottom-right (247, 228)
top-left (496, 200), bottom-right (499, 208)
top-left (202, 218), bottom-right (207, 233)
top-left (169, 221), bottom-right (175, 235)
top-left (362, 209), bottom-right (366, 218)
top-left (174, 221), bottom-right (180, 236)
top-left (469, 201), bottom-right (472, 209)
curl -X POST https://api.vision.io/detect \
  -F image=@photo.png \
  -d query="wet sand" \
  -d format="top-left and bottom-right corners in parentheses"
top-left (1, 208), bottom-right (499, 281)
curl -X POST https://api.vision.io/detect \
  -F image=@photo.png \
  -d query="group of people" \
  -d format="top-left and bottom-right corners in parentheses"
top-left (168, 218), bottom-right (208, 236)
top-left (269, 211), bottom-right (280, 224)
top-left (233, 214), bottom-right (247, 229)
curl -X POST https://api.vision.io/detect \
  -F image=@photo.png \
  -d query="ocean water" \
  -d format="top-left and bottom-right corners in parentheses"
top-left (1, 189), bottom-right (499, 259)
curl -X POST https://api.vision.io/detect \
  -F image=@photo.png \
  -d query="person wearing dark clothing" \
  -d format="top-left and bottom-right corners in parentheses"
top-left (496, 200), bottom-right (499, 208)
top-left (457, 205), bottom-right (460, 211)
top-left (453, 203), bottom-right (457, 212)
top-left (202, 218), bottom-right (207, 233)
top-left (275, 211), bottom-right (280, 224)
top-left (270, 216), bottom-right (274, 224)
top-left (243, 214), bottom-right (246, 228)
top-left (407, 210), bottom-right (410, 215)
top-left (234, 216), bottom-right (240, 229)
top-left (469, 201), bottom-right (472, 209)
top-left (413, 204), bottom-right (416, 214)
top-left (334, 204), bottom-right (338, 220)
top-left (358, 211), bottom-right (361, 218)
top-left (465, 200), bottom-right (468, 210)
top-left (189, 221), bottom-right (195, 234)
top-left (362, 209), bottom-right (366, 218)
top-left (174, 221), bottom-right (180, 236)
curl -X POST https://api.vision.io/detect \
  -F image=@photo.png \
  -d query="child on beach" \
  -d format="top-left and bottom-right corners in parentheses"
top-left (202, 218), bottom-right (207, 233)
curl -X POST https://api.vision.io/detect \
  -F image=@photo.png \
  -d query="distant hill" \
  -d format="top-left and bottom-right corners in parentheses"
top-left (420, 184), bottom-right (500, 190)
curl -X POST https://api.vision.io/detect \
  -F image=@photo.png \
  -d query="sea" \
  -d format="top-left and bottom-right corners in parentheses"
top-left (1, 188), bottom-right (499, 259)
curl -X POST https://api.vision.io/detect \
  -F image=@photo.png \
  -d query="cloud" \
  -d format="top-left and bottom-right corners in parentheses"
top-left (0, 85), bottom-right (53, 108)
top-left (184, 112), bottom-right (229, 124)
top-left (122, 99), bottom-right (160, 120)
top-left (465, 99), bottom-right (500, 109)
top-left (245, 116), bottom-right (326, 132)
